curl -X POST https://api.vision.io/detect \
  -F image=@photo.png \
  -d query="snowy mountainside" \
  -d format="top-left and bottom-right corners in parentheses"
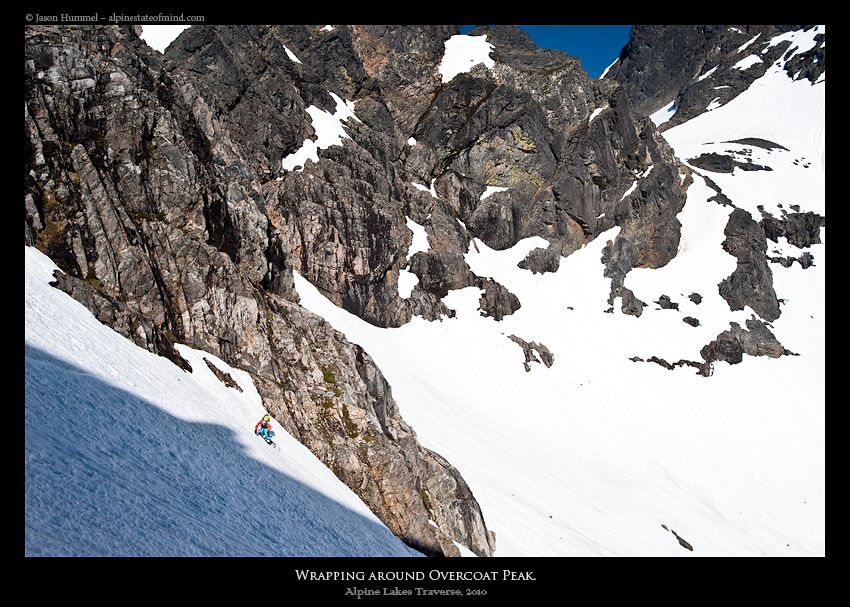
top-left (25, 24), bottom-right (824, 559)
top-left (292, 25), bottom-right (825, 556)
top-left (24, 246), bottom-right (422, 557)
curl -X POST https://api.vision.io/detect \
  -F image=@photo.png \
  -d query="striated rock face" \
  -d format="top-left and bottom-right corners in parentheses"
top-left (25, 24), bottom-right (694, 555)
top-left (25, 24), bottom-right (494, 557)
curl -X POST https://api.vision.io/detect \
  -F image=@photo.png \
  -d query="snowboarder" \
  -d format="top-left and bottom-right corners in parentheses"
top-left (255, 414), bottom-right (275, 445)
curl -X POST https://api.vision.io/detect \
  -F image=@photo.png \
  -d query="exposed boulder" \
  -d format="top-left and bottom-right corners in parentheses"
top-left (700, 316), bottom-right (796, 365)
top-left (687, 152), bottom-right (771, 174)
top-left (718, 208), bottom-right (781, 322)
top-left (760, 207), bottom-right (825, 249)
top-left (508, 335), bottom-right (554, 372)
top-left (477, 278), bottom-right (521, 320)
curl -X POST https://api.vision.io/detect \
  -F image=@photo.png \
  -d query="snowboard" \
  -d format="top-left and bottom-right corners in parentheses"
top-left (258, 430), bottom-right (279, 451)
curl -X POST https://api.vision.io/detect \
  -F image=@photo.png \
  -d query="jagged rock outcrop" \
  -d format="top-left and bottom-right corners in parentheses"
top-left (760, 207), bottom-right (826, 249)
top-left (508, 335), bottom-right (554, 372)
top-left (700, 316), bottom-right (795, 365)
top-left (661, 524), bottom-right (694, 552)
top-left (719, 208), bottom-right (782, 322)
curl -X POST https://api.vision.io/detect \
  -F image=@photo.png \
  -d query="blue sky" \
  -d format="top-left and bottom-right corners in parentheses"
top-left (461, 25), bottom-right (632, 78)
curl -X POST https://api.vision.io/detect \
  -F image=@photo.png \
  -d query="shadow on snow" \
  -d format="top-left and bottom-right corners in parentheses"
top-left (24, 343), bottom-right (419, 557)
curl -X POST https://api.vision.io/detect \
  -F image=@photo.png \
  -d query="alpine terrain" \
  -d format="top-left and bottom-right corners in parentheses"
top-left (25, 24), bottom-right (824, 557)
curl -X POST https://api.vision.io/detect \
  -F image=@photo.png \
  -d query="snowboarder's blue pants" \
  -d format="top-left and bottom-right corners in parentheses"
top-left (259, 427), bottom-right (272, 442)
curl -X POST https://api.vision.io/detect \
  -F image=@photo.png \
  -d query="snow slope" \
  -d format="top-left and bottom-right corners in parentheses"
top-left (289, 27), bottom-right (825, 557)
top-left (24, 246), bottom-right (421, 557)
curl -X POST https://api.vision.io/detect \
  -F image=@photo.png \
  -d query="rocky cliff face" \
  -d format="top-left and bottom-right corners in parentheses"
top-left (155, 24), bottom-right (691, 330)
top-left (27, 24), bottom-right (790, 555)
top-left (25, 24), bottom-right (495, 557)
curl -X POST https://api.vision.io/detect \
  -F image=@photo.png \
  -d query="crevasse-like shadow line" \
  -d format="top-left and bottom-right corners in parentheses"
top-left (24, 343), bottom-right (421, 558)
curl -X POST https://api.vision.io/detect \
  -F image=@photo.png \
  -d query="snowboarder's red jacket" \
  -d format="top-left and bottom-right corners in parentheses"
top-left (255, 419), bottom-right (271, 433)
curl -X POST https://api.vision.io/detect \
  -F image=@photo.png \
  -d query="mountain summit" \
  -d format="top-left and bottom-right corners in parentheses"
top-left (25, 25), bottom-right (824, 557)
